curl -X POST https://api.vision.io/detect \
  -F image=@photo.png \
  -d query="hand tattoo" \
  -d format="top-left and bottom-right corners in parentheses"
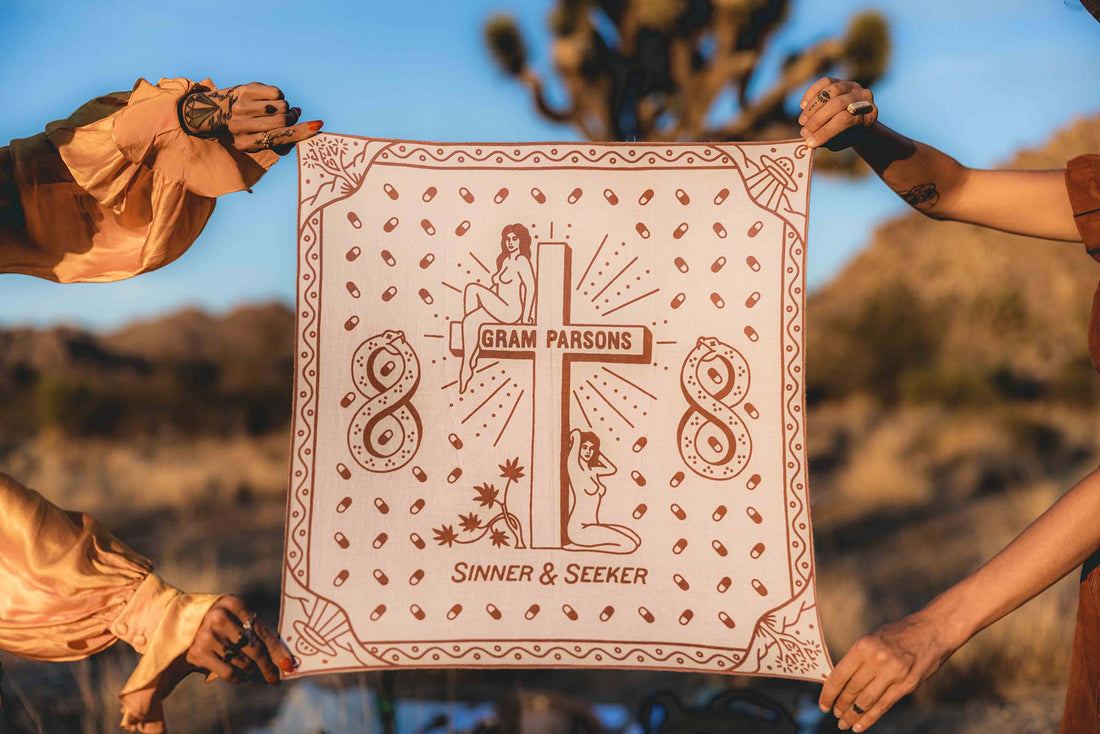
top-left (897, 183), bottom-right (939, 211)
top-left (181, 88), bottom-right (236, 136)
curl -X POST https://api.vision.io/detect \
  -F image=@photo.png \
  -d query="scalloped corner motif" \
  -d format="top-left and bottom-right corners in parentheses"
top-left (298, 135), bottom-right (381, 221)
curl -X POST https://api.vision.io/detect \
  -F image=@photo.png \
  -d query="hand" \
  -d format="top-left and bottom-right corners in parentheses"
top-left (179, 82), bottom-right (322, 154)
top-left (797, 77), bottom-right (878, 151)
top-left (819, 611), bottom-right (954, 731)
top-left (183, 595), bottom-right (296, 684)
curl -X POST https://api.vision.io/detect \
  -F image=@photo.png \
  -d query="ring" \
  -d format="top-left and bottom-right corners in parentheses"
top-left (257, 131), bottom-right (274, 149)
top-left (852, 703), bottom-right (867, 715)
top-left (222, 645), bottom-right (240, 663)
top-left (847, 100), bottom-right (873, 116)
top-left (816, 90), bottom-right (831, 104)
top-left (237, 614), bottom-right (259, 647)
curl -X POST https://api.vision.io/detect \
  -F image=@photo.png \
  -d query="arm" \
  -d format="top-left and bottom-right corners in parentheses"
top-left (597, 453), bottom-right (618, 477)
top-left (820, 468), bottom-right (1100, 732)
top-left (798, 78), bottom-right (1080, 242)
top-left (520, 259), bottom-right (537, 323)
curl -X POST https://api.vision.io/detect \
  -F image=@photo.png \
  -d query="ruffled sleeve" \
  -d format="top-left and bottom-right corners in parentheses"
top-left (0, 472), bottom-right (220, 733)
top-left (0, 77), bottom-right (277, 283)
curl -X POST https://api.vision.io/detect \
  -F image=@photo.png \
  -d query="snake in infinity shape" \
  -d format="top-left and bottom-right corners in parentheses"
top-left (678, 336), bottom-right (752, 480)
top-left (347, 329), bottom-right (422, 473)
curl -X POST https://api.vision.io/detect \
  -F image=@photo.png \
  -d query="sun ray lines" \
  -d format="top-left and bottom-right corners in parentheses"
top-left (585, 379), bottom-right (635, 429)
top-left (576, 234), bottom-right (609, 291)
top-left (601, 288), bottom-right (660, 317)
top-left (572, 389), bottom-right (593, 428)
top-left (601, 366), bottom-right (658, 401)
top-left (493, 389), bottom-right (526, 447)
top-left (460, 378), bottom-right (512, 425)
top-left (441, 281), bottom-right (462, 294)
top-left (468, 251), bottom-right (491, 274)
top-left (589, 256), bottom-right (638, 303)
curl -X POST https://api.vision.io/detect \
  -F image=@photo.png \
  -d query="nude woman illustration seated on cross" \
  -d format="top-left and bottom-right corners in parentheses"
top-left (458, 223), bottom-right (536, 393)
top-left (564, 428), bottom-right (641, 554)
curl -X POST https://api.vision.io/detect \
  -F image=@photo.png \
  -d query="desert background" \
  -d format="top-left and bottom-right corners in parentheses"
top-left (5, 0), bottom-right (1100, 732)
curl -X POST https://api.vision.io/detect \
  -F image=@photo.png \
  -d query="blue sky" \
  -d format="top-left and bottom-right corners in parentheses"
top-left (2, 0), bottom-right (1099, 330)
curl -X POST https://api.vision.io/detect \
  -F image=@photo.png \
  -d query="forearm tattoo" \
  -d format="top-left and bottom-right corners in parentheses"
top-left (180, 88), bottom-right (236, 135)
top-left (896, 182), bottom-right (939, 211)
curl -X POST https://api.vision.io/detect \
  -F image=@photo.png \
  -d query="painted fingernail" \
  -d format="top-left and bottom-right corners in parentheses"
top-left (278, 657), bottom-right (295, 672)
top-left (308, 120), bottom-right (324, 131)
top-left (292, 106), bottom-right (301, 117)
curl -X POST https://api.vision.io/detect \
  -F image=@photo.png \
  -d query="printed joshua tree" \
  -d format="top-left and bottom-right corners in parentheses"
top-left (434, 457), bottom-right (528, 549)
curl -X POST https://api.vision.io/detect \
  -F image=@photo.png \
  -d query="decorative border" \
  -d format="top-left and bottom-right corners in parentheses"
top-left (279, 136), bottom-right (828, 681)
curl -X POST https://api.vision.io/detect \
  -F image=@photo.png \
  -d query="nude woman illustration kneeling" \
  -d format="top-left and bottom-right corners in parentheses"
top-left (564, 429), bottom-right (641, 554)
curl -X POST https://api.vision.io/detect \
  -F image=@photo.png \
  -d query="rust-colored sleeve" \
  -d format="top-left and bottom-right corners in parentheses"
top-left (0, 472), bottom-right (220, 732)
top-left (1065, 155), bottom-right (1100, 374)
top-left (0, 77), bottom-right (277, 283)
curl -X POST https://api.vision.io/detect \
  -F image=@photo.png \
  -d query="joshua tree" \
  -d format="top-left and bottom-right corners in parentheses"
top-left (485, 0), bottom-right (888, 163)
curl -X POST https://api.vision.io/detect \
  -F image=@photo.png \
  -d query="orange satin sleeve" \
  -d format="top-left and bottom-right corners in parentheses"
top-left (0, 77), bottom-right (277, 283)
top-left (0, 472), bottom-right (220, 733)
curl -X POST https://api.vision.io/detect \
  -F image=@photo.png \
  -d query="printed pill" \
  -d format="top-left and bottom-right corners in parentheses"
top-left (717, 576), bottom-right (732, 593)
top-left (673, 574), bottom-right (690, 591)
top-left (675, 188), bottom-right (690, 205)
top-left (710, 292), bottom-right (725, 309)
top-left (567, 187), bottom-right (583, 204)
top-left (347, 212), bottom-right (363, 229)
top-left (459, 187), bottom-right (475, 204)
top-left (746, 255), bottom-right (761, 272)
top-left (745, 291), bottom-right (761, 308)
top-left (410, 569), bottom-right (425, 585)
top-left (638, 607), bottom-right (655, 623)
top-left (410, 532), bottom-right (426, 549)
top-left (336, 496), bottom-right (353, 513)
top-left (638, 188), bottom-right (654, 205)
top-left (381, 287), bottom-right (397, 302)
top-left (712, 539), bottom-right (729, 557)
top-left (486, 604), bottom-right (502, 620)
top-left (420, 219), bottom-right (436, 236)
top-left (562, 604), bottom-right (578, 621)
top-left (334, 532), bottom-right (350, 549)
top-left (333, 570), bottom-right (349, 586)
top-left (373, 569), bottom-right (389, 585)
top-left (673, 222), bottom-right (689, 239)
top-left (410, 604), bottom-right (425, 620)
top-left (745, 402), bottom-right (759, 419)
top-left (422, 186), bottom-right (437, 202)
top-left (377, 429), bottom-right (393, 446)
top-left (383, 216), bottom-right (399, 232)
top-left (752, 579), bottom-right (769, 596)
top-left (670, 503), bottom-right (686, 521)
top-left (707, 436), bottom-right (724, 453)
top-left (711, 256), bottom-right (727, 273)
top-left (712, 505), bottom-right (727, 522)
top-left (603, 188), bottom-right (618, 205)
top-left (744, 325), bottom-right (759, 342)
top-left (714, 188), bottom-right (730, 205)
top-left (632, 503), bottom-right (648, 519)
top-left (632, 437), bottom-right (647, 452)
top-left (380, 361), bottom-right (396, 377)
top-left (412, 466), bottom-right (428, 482)
top-left (530, 187), bottom-right (546, 204)
top-left (493, 187), bottom-right (509, 204)
top-left (525, 604), bottom-right (541, 620)
top-left (379, 250), bottom-right (396, 267)
top-left (751, 542), bottom-right (766, 559)
top-left (674, 257), bottom-right (689, 273)
top-left (670, 292), bottom-right (686, 309)
top-left (447, 604), bottom-right (463, 620)
top-left (746, 506), bottom-right (763, 524)
top-left (713, 222), bottom-right (728, 238)
top-left (670, 471), bottom-right (685, 487)
top-left (448, 433), bottom-right (463, 450)
top-left (636, 222), bottom-right (651, 239)
top-left (748, 220), bottom-right (764, 237)
top-left (455, 220), bottom-right (471, 236)
top-left (383, 183), bottom-right (399, 200)
top-left (341, 391), bottom-right (357, 408)
top-left (719, 611), bottom-right (736, 629)
top-left (600, 605), bottom-right (615, 621)
top-left (678, 609), bottom-right (694, 625)
top-left (419, 253), bottom-right (436, 269)
top-left (418, 288), bottom-right (434, 305)
top-left (373, 497), bottom-right (390, 514)
top-left (337, 463), bottom-right (352, 480)
top-left (410, 498), bottom-right (425, 514)
top-left (347, 281), bottom-right (363, 299)
top-left (344, 315), bottom-right (360, 330)
top-left (631, 470), bottom-right (646, 487)
top-left (672, 538), bottom-right (688, 554)
top-left (370, 604), bottom-right (386, 621)
top-left (447, 467), bottom-right (462, 483)
top-left (346, 246), bottom-right (361, 261)
top-left (747, 473), bottom-right (761, 490)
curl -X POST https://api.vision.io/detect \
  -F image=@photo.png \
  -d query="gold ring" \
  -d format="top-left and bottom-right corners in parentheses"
top-left (847, 101), bottom-right (873, 116)
top-left (258, 132), bottom-right (274, 149)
